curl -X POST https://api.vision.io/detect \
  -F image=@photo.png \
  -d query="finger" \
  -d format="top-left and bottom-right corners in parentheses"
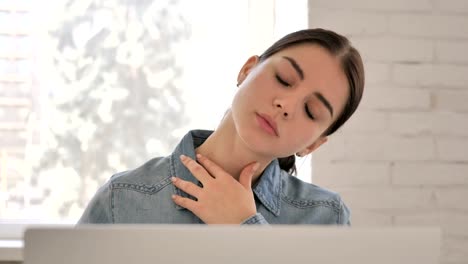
top-left (171, 177), bottom-right (202, 199)
top-left (239, 162), bottom-right (259, 190)
top-left (196, 153), bottom-right (230, 179)
top-left (172, 194), bottom-right (199, 213)
top-left (179, 155), bottom-right (212, 183)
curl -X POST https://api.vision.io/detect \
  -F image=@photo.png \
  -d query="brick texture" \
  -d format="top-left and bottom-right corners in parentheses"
top-left (309, 1), bottom-right (468, 263)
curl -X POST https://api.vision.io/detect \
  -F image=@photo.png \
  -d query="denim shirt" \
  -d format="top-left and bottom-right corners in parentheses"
top-left (78, 130), bottom-right (350, 225)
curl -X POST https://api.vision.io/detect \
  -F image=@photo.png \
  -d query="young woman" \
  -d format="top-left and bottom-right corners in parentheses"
top-left (79, 28), bottom-right (365, 225)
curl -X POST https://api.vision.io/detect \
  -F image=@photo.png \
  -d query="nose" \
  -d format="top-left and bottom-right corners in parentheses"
top-left (273, 98), bottom-right (293, 118)
top-left (276, 103), bottom-right (288, 118)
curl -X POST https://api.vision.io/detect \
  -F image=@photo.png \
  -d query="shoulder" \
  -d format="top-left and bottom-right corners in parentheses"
top-left (107, 156), bottom-right (172, 194)
top-left (78, 156), bottom-right (172, 224)
top-left (280, 171), bottom-right (350, 224)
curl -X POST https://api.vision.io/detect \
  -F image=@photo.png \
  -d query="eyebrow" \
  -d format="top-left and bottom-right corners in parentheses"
top-left (314, 92), bottom-right (334, 117)
top-left (282, 56), bottom-right (304, 80)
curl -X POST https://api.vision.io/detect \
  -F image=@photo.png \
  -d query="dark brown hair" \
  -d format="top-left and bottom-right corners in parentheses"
top-left (258, 28), bottom-right (365, 175)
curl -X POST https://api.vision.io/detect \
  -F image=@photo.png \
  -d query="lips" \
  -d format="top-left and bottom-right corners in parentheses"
top-left (256, 113), bottom-right (279, 137)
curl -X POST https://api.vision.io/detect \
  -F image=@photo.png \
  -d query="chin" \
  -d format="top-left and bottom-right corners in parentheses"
top-left (232, 108), bottom-right (285, 156)
top-left (236, 121), bottom-right (286, 157)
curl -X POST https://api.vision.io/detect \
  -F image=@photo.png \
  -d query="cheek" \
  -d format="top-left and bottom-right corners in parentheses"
top-left (245, 68), bottom-right (274, 91)
top-left (233, 75), bottom-right (273, 111)
top-left (283, 122), bottom-right (322, 150)
top-left (257, 73), bottom-right (275, 92)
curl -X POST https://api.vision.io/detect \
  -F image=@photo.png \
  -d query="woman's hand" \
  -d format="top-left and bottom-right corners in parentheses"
top-left (171, 154), bottom-right (259, 224)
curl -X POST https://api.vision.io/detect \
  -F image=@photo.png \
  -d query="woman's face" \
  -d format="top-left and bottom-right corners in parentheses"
top-left (231, 44), bottom-right (349, 158)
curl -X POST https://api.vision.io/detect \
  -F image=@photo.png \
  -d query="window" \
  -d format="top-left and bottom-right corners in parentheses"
top-left (0, 0), bottom-right (308, 230)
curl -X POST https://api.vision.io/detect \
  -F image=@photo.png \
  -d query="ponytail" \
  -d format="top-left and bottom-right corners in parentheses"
top-left (278, 155), bottom-right (297, 175)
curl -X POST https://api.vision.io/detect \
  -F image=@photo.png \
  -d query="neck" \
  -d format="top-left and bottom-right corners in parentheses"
top-left (195, 111), bottom-right (274, 184)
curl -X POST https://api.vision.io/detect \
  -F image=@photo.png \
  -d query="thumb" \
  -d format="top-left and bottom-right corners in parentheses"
top-left (239, 162), bottom-right (259, 190)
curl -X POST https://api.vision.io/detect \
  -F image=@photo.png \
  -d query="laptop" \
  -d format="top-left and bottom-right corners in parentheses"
top-left (24, 225), bottom-right (441, 264)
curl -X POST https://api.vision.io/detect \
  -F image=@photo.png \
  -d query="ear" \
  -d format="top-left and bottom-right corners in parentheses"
top-left (298, 137), bottom-right (328, 156)
top-left (237, 55), bottom-right (259, 86)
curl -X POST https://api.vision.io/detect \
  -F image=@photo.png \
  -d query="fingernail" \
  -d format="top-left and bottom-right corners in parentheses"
top-left (252, 162), bottom-right (260, 172)
top-left (171, 177), bottom-right (177, 182)
top-left (180, 154), bottom-right (187, 161)
top-left (172, 194), bottom-right (176, 200)
top-left (196, 153), bottom-right (202, 159)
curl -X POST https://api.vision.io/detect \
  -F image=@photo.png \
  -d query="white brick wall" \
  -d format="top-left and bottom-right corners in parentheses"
top-left (434, 0), bottom-right (468, 13)
top-left (361, 87), bottom-right (431, 110)
top-left (353, 37), bottom-right (433, 62)
top-left (389, 14), bottom-right (468, 38)
top-left (392, 162), bottom-right (468, 185)
top-left (436, 41), bottom-right (468, 62)
top-left (308, 0), bottom-right (433, 11)
top-left (436, 90), bottom-right (468, 111)
top-left (393, 64), bottom-right (468, 87)
top-left (389, 112), bottom-right (468, 136)
top-left (437, 139), bottom-right (468, 161)
top-left (308, 1), bottom-right (468, 263)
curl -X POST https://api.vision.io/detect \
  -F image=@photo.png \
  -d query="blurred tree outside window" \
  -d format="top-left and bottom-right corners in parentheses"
top-left (0, 0), bottom-right (307, 223)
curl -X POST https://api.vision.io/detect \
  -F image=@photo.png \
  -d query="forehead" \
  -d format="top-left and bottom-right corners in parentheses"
top-left (269, 44), bottom-right (349, 119)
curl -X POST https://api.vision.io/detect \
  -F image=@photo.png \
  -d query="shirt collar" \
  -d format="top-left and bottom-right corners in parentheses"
top-left (252, 159), bottom-right (282, 216)
top-left (169, 129), bottom-right (282, 216)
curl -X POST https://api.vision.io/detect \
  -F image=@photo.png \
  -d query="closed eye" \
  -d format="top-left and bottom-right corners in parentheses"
top-left (305, 105), bottom-right (315, 120)
top-left (275, 74), bottom-right (290, 87)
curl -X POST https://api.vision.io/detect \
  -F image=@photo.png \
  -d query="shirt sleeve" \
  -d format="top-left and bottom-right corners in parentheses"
top-left (77, 181), bottom-right (113, 224)
top-left (337, 194), bottom-right (351, 226)
top-left (240, 213), bottom-right (269, 225)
